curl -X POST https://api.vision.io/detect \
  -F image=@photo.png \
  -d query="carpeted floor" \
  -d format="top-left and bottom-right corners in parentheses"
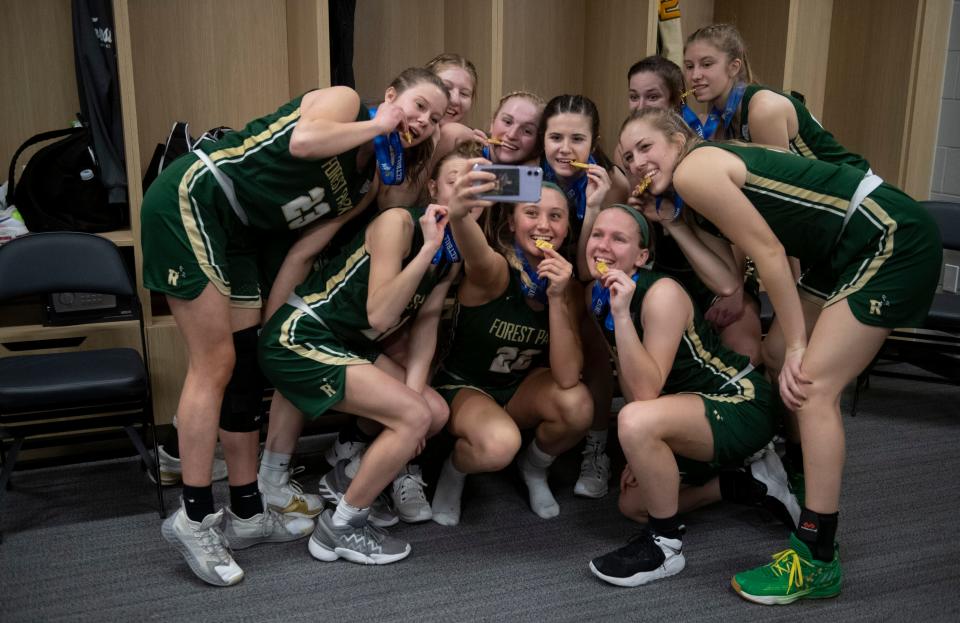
top-left (2, 373), bottom-right (959, 622)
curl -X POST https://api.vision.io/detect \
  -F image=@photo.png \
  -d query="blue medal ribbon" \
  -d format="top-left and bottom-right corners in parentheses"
top-left (507, 239), bottom-right (548, 304)
top-left (482, 145), bottom-right (491, 160)
top-left (431, 225), bottom-right (461, 266)
top-left (679, 82), bottom-right (746, 140)
top-left (655, 190), bottom-right (684, 221)
top-left (541, 154), bottom-right (597, 221)
top-left (592, 271), bottom-right (641, 332)
top-left (368, 106), bottom-right (405, 185)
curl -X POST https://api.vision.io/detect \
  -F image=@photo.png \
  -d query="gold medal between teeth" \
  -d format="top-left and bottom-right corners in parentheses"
top-left (632, 177), bottom-right (652, 197)
top-left (596, 261), bottom-right (609, 275)
top-left (535, 239), bottom-right (554, 251)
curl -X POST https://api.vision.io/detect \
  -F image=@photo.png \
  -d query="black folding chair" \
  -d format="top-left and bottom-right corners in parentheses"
top-left (0, 232), bottom-right (163, 541)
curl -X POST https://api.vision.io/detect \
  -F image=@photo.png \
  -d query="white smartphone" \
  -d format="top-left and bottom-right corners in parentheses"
top-left (473, 164), bottom-right (543, 203)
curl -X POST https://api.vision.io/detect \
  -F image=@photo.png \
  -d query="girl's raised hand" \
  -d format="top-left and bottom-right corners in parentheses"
top-left (602, 268), bottom-right (637, 317)
top-left (448, 158), bottom-right (496, 219)
top-left (537, 247), bottom-right (574, 298)
top-left (374, 101), bottom-right (408, 137)
top-left (779, 346), bottom-right (811, 411)
top-left (585, 164), bottom-right (612, 211)
top-left (420, 204), bottom-right (450, 252)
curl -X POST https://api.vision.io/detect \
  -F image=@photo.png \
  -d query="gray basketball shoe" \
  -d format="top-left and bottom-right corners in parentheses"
top-left (308, 509), bottom-right (411, 565)
top-left (161, 502), bottom-right (243, 587)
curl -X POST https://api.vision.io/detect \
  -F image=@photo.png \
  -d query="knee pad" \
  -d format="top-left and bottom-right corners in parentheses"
top-left (219, 325), bottom-right (266, 432)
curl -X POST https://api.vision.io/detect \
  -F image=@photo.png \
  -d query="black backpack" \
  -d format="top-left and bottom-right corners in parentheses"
top-left (8, 126), bottom-right (128, 233)
top-left (142, 122), bottom-right (233, 193)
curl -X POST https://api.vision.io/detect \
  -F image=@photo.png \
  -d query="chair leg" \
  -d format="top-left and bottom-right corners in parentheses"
top-left (0, 438), bottom-right (24, 541)
top-left (148, 419), bottom-right (165, 519)
top-left (123, 424), bottom-right (165, 518)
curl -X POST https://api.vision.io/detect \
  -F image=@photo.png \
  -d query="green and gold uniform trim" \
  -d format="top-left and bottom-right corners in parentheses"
top-left (743, 172), bottom-right (849, 218)
top-left (681, 319), bottom-right (756, 403)
top-left (177, 158), bottom-right (228, 294)
top-left (602, 270), bottom-right (754, 398)
top-left (278, 310), bottom-right (369, 367)
top-left (301, 244), bottom-right (369, 307)
top-left (738, 84), bottom-right (871, 172)
top-left (205, 110), bottom-right (300, 168)
top-left (172, 111), bottom-right (301, 295)
top-left (811, 196), bottom-right (896, 306)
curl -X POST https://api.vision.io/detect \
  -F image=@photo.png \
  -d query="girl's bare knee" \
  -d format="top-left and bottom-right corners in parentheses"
top-left (617, 405), bottom-right (659, 447)
top-left (555, 384), bottom-right (593, 433)
top-left (473, 428), bottom-right (522, 471)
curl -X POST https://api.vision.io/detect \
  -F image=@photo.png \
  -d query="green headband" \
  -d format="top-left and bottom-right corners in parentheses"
top-left (609, 203), bottom-right (650, 247)
top-left (541, 180), bottom-right (564, 196)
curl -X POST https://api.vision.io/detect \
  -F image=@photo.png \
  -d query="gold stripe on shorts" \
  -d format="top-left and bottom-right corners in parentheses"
top-left (826, 196), bottom-right (897, 305)
top-left (683, 319), bottom-right (756, 401)
top-left (790, 135), bottom-right (815, 159)
top-left (279, 310), bottom-right (368, 366)
top-left (178, 159), bottom-right (229, 294)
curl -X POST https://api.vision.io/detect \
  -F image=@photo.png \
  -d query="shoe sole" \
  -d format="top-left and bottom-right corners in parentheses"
top-left (397, 508), bottom-right (433, 523)
top-left (731, 578), bottom-right (841, 605)
top-left (266, 505), bottom-right (323, 520)
top-left (308, 535), bottom-right (411, 565)
top-left (146, 470), bottom-right (183, 487)
top-left (161, 516), bottom-right (244, 587)
top-left (265, 496), bottom-right (324, 519)
top-left (573, 482), bottom-right (608, 499)
top-left (227, 532), bottom-right (312, 550)
top-left (589, 553), bottom-right (686, 587)
top-left (226, 524), bottom-right (314, 550)
top-left (151, 469), bottom-right (229, 487)
top-left (753, 454), bottom-right (801, 528)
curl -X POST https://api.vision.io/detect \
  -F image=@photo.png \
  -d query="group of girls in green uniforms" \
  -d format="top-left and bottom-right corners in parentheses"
top-left (141, 24), bottom-right (941, 610)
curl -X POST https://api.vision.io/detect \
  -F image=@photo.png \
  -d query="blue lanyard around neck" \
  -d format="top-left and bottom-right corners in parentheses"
top-left (680, 82), bottom-right (746, 140)
top-left (591, 271), bottom-right (640, 331)
top-left (541, 154), bottom-right (596, 221)
top-left (510, 239), bottom-right (549, 304)
top-left (368, 106), bottom-right (405, 185)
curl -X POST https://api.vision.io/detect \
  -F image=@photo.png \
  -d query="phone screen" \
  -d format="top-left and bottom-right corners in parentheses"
top-left (487, 168), bottom-right (519, 196)
top-left (474, 165), bottom-right (542, 203)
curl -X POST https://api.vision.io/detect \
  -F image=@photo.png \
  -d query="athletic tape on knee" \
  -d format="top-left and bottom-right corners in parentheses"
top-left (219, 325), bottom-right (266, 432)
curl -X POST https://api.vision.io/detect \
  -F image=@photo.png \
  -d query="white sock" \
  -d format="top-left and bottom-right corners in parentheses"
top-left (332, 498), bottom-right (369, 527)
top-left (520, 441), bottom-right (559, 519)
top-left (431, 455), bottom-right (467, 526)
top-left (258, 450), bottom-right (291, 485)
top-left (586, 429), bottom-right (608, 451)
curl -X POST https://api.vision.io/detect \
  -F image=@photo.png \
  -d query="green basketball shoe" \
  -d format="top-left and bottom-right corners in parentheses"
top-left (731, 533), bottom-right (842, 605)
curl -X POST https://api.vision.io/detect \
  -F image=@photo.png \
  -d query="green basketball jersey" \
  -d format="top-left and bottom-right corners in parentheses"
top-left (197, 95), bottom-right (375, 231)
top-left (292, 206), bottom-right (449, 346)
top-left (437, 269), bottom-right (551, 391)
top-left (600, 270), bottom-right (753, 398)
top-left (735, 85), bottom-right (870, 172)
top-left (693, 142), bottom-right (874, 269)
